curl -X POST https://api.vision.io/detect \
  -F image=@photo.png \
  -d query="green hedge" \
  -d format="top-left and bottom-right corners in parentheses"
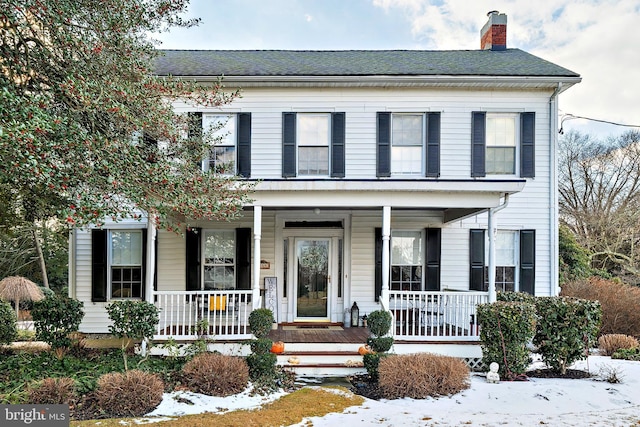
top-left (477, 301), bottom-right (536, 379)
top-left (0, 301), bottom-right (17, 345)
top-left (533, 296), bottom-right (601, 374)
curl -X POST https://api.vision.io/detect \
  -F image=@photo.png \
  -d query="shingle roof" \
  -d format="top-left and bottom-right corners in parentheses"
top-left (154, 49), bottom-right (579, 78)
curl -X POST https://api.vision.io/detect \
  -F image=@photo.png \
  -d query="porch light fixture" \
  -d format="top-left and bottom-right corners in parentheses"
top-left (350, 302), bottom-right (359, 328)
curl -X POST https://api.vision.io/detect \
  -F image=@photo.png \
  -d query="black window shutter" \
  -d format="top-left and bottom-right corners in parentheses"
top-left (426, 113), bottom-right (441, 177)
top-left (282, 112), bottom-right (297, 177)
top-left (520, 112), bottom-right (535, 178)
top-left (185, 228), bottom-right (201, 291)
top-left (376, 113), bottom-right (391, 177)
top-left (469, 229), bottom-right (486, 291)
top-left (331, 112), bottom-right (346, 178)
top-left (237, 113), bottom-right (251, 178)
top-left (140, 229), bottom-right (147, 300)
top-left (519, 229), bottom-right (536, 295)
top-left (374, 228), bottom-right (382, 302)
top-left (91, 229), bottom-right (108, 302)
top-left (236, 228), bottom-right (251, 290)
top-left (425, 228), bottom-right (441, 290)
top-left (188, 112), bottom-right (203, 170)
top-left (471, 112), bottom-right (486, 177)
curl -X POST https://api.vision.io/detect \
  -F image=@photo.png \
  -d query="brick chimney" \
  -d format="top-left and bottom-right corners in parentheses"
top-left (480, 11), bottom-right (507, 51)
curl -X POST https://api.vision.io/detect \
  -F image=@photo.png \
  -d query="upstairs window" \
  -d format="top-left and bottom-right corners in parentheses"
top-left (392, 114), bottom-right (423, 175)
top-left (377, 112), bottom-right (440, 178)
top-left (486, 114), bottom-right (517, 175)
top-left (471, 112), bottom-right (535, 178)
top-left (282, 112), bottom-right (345, 178)
top-left (202, 114), bottom-right (237, 175)
top-left (298, 113), bottom-right (330, 175)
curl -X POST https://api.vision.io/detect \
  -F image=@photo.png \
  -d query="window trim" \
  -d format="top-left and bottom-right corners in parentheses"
top-left (202, 113), bottom-right (237, 176)
top-left (296, 112), bottom-right (331, 177)
top-left (201, 229), bottom-right (237, 291)
top-left (390, 229), bottom-right (425, 291)
top-left (390, 113), bottom-right (425, 176)
top-left (107, 229), bottom-right (144, 300)
top-left (485, 113), bottom-right (519, 176)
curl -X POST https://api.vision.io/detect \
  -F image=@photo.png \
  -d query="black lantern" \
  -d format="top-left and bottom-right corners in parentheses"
top-left (350, 302), bottom-right (359, 328)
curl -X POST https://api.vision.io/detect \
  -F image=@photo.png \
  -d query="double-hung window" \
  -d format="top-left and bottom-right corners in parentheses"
top-left (471, 111), bottom-right (535, 178)
top-left (282, 112), bottom-right (345, 178)
top-left (484, 230), bottom-right (517, 292)
top-left (377, 112), bottom-right (440, 178)
top-left (298, 113), bottom-right (330, 176)
top-left (202, 114), bottom-right (237, 175)
top-left (203, 230), bottom-right (236, 290)
top-left (391, 114), bottom-right (424, 175)
top-left (109, 230), bottom-right (143, 299)
top-left (486, 114), bottom-right (517, 174)
top-left (391, 231), bottom-right (424, 291)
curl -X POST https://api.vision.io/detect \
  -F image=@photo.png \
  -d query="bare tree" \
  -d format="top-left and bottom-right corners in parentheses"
top-left (559, 130), bottom-right (640, 282)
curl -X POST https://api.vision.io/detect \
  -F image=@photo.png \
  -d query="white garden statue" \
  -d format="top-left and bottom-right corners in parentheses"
top-left (486, 362), bottom-right (500, 383)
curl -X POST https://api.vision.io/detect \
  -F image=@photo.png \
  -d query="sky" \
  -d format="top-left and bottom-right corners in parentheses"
top-left (142, 355), bottom-right (640, 426)
top-left (153, 0), bottom-right (640, 140)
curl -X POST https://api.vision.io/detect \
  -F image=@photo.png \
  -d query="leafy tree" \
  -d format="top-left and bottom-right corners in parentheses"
top-left (0, 1), bottom-right (252, 282)
top-left (559, 130), bottom-right (640, 283)
top-left (558, 224), bottom-right (593, 284)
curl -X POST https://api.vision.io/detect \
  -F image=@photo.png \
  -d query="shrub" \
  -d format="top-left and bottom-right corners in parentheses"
top-left (95, 370), bottom-right (164, 417)
top-left (31, 295), bottom-right (84, 350)
top-left (246, 352), bottom-right (278, 380)
top-left (533, 296), bottom-right (601, 375)
top-left (249, 337), bottom-right (273, 354)
top-left (477, 301), bottom-right (536, 380)
top-left (599, 334), bottom-right (639, 356)
top-left (248, 308), bottom-right (274, 339)
top-left (182, 353), bottom-right (249, 396)
top-left (363, 352), bottom-right (389, 381)
top-left (378, 353), bottom-right (470, 399)
top-left (0, 301), bottom-right (17, 345)
top-left (106, 300), bottom-right (160, 369)
top-left (497, 291), bottom-right (536, 305)
top-left (366, 336), bottom-right (394, 353)
top-left (367, 310), bottom-right (392, 337)
top-left (28, 377), bottom-right (76, 404)
top-left (612, 347), bottom-right (640, 361)
top-left (561, 277), bottom-right (640, 337)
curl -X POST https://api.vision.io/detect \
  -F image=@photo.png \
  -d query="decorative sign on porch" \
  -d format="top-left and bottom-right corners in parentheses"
top-left (260, 259), bottom-right (270, 269)
top-left (264, 277), bottom-right (277, 319)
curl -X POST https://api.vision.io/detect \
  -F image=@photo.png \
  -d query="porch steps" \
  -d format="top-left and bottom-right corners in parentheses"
top-left (275, 343), bottom-right (367, 377)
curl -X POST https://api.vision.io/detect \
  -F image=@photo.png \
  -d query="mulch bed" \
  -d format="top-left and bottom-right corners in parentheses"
top-left (525, 368), bottom-right (592, 379)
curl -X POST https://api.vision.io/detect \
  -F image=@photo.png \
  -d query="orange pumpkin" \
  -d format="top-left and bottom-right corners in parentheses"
top-left (270, 341), bottom-right (285, 354)
top-left (358, 345), bottom-right (374, 355)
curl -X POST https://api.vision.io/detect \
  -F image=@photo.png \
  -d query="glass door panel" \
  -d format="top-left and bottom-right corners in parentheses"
top-left (295, 239), bottom-right (329, 319)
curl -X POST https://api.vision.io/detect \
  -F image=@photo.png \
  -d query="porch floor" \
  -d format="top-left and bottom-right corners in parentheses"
top-left (268, 324), bottom-right (370, 343)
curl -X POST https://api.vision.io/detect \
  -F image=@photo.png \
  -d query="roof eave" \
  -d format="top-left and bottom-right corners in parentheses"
top-left (158, 74), bottom-right (582, 90)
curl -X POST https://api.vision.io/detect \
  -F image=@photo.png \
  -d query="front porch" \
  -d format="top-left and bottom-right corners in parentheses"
top-left (152, 290), bottom-right (488, 342)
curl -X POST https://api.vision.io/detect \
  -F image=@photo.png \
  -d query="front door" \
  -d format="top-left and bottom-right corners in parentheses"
top-left (295, 238), bottom-right (330, 320)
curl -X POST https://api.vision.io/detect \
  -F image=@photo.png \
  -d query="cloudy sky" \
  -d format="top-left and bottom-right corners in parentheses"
top-left (153, 0), bottom-right (640, 138)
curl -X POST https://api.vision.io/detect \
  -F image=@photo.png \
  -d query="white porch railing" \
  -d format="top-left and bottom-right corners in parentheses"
top-left (153, 290), bottom-right (253, 340)
top-left (388, 291), bottom-right (488, 341)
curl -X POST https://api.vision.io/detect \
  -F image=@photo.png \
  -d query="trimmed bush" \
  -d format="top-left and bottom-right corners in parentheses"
top-left (477, 301), bottom-right (536, 380)
top-left (367, 310), bottom-right (392, 337)
top-left (31, 295), bottom-right (84, 350)
top-left (378, 353), bottom-right (470, 399)
top-left (497, 291), bottom-right (536, 305)
top-left (249, 337), bottom-right (273, 354)
top-left (363, 352), bottom-right (387, 381)
top-left (182, 353), bottom-right (249, 396)
top-left (95, 370), bottom-right (164, 417)
top-left (598, 334), bottom-right (639, 356)
top-left (0, 301), bottom-right (18, 345)
top-left (561, 277), bottom-right (640, 337)
top-left (533, 296), bottom-right (601, 375)
top-left (28, 377), bottom-right (76, 404)
top-left (248, 308), bottom-right (274, 339)
top-left (246, 352), bottom-right (278, 380)
top-left (366, 336), bottom-right (394, 353)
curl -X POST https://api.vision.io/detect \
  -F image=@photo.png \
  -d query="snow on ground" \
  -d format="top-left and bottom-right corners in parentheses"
top-left (140, 356), bottom-right (640, 427)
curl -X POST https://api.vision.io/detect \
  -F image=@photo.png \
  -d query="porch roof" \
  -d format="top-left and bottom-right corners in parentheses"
top-left (249, 178), bottom-right (524, 222)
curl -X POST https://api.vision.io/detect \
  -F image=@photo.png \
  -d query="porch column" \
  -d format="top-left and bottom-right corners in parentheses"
top-left (145, 216), bottom-right (157, 304)
top-left (381, 206), bottom-right (391, 309)
top-left (487, 209), bottom-right (497, 303)
top-left (252, 206), bottom-right (262, 310)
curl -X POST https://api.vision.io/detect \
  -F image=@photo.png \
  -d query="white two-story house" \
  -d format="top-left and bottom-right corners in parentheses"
top-left (68, 13), bottom-right (580, 352)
